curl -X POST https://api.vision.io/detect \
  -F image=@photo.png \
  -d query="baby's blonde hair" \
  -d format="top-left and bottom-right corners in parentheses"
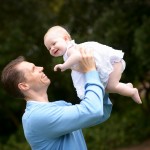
top-left (44, 25), bottom-right (72, 41)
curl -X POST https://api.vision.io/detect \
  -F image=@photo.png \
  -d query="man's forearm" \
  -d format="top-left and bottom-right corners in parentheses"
top-left (82, 71), bottom-right (112, 127)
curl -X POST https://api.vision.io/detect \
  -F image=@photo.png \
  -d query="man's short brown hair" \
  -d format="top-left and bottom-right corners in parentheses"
top-left (1, 56), bottom-right (26, 99)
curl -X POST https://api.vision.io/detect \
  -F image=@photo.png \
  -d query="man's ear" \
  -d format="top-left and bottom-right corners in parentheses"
top-left (18, 82), bottom-right (29, 91)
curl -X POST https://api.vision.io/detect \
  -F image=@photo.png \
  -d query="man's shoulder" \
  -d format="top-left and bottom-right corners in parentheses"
top-left (52, 100), bottom-right (72, 106)
top-left (22, 101), bottom-right (73, 121)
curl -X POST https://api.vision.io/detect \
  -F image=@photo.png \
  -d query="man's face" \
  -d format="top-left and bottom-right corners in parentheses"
top-left (17, 61), bottom-right (50, 91)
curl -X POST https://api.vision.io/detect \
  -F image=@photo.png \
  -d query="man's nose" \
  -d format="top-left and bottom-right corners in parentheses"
top-left (38, 67), bottom-right (44, 71)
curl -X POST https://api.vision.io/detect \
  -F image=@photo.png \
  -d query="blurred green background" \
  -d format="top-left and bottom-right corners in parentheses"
top-left (0, 0), bottom-right (150, 150)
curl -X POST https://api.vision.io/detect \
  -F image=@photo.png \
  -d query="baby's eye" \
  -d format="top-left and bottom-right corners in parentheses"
top-left (53, 42), bottom-right (56, 45)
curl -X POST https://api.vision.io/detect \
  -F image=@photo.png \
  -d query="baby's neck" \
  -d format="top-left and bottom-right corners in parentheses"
top-left (67, 40), bottom-right (76, 50)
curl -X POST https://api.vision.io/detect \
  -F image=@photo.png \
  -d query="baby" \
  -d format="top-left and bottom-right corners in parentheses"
top-left (44, 25), bottom-right (142, 104)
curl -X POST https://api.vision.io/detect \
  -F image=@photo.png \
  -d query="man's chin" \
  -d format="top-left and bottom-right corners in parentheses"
top-left (41, 79), bottom-right (50, 86)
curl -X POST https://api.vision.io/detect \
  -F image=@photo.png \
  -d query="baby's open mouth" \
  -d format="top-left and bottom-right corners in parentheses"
top-left (54, 49), bottom-right (58, 54)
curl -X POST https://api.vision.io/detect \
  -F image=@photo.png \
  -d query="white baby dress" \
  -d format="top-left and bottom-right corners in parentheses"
top-left (63, 40), bottom-right (125, 99)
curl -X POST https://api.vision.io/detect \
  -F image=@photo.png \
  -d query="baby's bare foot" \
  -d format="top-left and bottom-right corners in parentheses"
top-left (132, 88), bottom-right (142, 104)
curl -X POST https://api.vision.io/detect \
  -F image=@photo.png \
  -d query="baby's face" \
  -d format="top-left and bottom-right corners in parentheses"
top-left (44, 33), bottom-right (68, 57)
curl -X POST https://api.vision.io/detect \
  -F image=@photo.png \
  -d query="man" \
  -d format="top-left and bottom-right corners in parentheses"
top-left (1, 48), bottom-right (112, 150)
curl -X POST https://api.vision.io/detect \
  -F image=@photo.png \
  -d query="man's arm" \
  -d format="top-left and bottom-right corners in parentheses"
top-left (34, 48), bottom-right (112, 138)
top-left (35, 70), bottom-right (112, 138)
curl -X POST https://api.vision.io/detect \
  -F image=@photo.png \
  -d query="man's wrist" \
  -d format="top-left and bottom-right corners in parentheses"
top-left (85, 70), bottom-right (102, 84)
top-left (84, 68), bottom-right (96, 73)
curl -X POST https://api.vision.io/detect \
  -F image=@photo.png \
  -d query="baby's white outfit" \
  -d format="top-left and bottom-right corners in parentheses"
top-left (63, 40), bottom-right (126, 99)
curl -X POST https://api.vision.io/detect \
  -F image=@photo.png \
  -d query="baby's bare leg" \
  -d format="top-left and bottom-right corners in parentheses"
top-left (106, 62), bottom-right (142, 104)
top-left (126, 83), bottom-right (133, 88)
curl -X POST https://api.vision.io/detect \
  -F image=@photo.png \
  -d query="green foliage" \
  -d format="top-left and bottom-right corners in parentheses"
top-left (0, 126), bottom-right (30, 150)
top-left (134, 17), bottom-right (150, 73)
top-left (84, 105), bottom-right (150, 150)
top-left (0, 0), bottom-right (150, 148)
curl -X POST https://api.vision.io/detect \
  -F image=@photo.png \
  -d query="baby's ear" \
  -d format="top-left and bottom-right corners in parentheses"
top-left (64, 36), bottom-right (69, 41)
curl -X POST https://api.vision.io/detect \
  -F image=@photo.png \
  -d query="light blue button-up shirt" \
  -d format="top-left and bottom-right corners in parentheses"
top-left (22, 71), bottom-right (112, 150)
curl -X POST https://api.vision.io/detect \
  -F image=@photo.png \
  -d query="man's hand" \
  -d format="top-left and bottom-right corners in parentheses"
top-left (79, 47), bottom-right (96, 73)
top-left (54, 64), bottom-right (66, 72)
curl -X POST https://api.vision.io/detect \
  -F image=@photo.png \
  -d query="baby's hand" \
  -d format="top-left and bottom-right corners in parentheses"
top-left (54, 64), bottom-right (66, 72)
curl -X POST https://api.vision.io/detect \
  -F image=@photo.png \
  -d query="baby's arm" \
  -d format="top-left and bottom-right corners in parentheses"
top-left (54, 47), bottom-right (81, 72)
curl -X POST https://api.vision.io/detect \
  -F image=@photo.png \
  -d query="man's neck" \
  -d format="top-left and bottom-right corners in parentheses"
top-left (25, 91), bottom-right (49, 102)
